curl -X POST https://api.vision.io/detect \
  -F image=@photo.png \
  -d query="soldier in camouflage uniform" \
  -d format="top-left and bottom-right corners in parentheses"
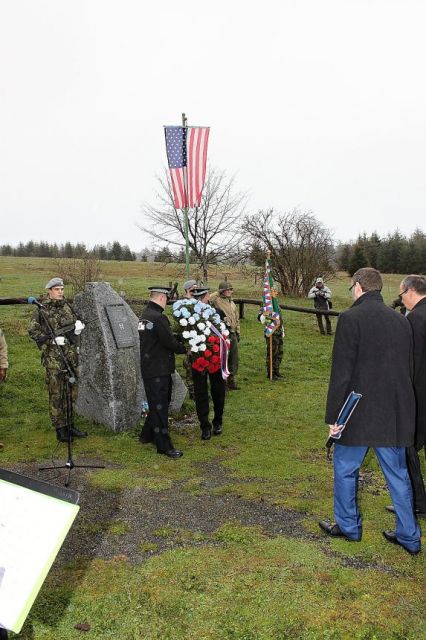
top-left (258, 299), bottom-right (284, 381)
top-left (0, 327), bottom-right (8, 383)
top-left (0, 326), bottom-right (8, 448)
top-left (210, 282), bottom-right (240, 390)
top-left (28, 277), bottom-right (87, 442)
top-left (266, 324), bottom-right (284, 380)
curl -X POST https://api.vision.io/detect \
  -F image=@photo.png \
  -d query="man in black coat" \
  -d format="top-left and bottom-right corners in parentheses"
top-left (138, 286), bottom-right (187, 458)
top-left (386, 275), bottom-right (426, 516)
top-left (190, 287), bottom-right (226, 440)
top-left (320, 268), bottom-right (421, 555)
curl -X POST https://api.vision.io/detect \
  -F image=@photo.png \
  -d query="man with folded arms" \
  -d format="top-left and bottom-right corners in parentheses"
top-left (386, 275), bottom-right (426, 518)
top-left (319, 268), bottom-right (421, 555)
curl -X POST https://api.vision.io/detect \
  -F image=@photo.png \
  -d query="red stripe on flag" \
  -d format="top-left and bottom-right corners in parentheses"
top-left (170, 168), bottom-right (187, 209)
top-left (188, 127), bottom-right (209, 208)
top-left (200, 128), bottom-right (209, 201)
top-left (188, 128), bottom-right (196, 208)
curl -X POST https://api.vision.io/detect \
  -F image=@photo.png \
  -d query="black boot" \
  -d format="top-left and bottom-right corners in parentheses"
top-left (212, 421), bottom-right (222, 435)
top-left (56, 427), bottom-right (72, 443)
top-left (201, 427), bottom-right (212, 440)
top-left (71, 427), bottom-right (88, 438)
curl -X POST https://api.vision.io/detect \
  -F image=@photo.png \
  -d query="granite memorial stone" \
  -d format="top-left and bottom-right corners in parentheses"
top-left (74, 282), bottom-right (187, 432)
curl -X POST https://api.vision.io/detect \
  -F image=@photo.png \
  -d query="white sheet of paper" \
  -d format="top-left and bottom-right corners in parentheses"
top-left (0, 477), bottom-right (79, 633)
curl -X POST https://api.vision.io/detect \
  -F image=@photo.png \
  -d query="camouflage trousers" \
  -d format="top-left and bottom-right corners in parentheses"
top-left (228, 332), bottom-right (239, 377)
top-left (42, 346), bottom-right (79, 430)
top-left (265, 331), bottom-right (283, 376)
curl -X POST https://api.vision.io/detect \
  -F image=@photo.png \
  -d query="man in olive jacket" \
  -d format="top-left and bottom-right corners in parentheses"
top-left (320, 268), bottom-right (421, 555)
top-left (210, 282), bottom-right (240, 389)
top-left (138, 286), bottom-right (187, 458)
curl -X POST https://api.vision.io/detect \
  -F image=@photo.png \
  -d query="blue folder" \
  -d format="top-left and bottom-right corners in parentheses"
top-left (326, 391), bottom-right (362, 451)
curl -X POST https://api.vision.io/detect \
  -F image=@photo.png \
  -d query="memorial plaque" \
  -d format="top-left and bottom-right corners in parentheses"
top-left (105, 305), bottom-right (135, 349)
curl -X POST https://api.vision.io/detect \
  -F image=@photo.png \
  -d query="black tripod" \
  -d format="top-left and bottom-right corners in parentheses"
top-left (36, 305), bottom-right (104, 486)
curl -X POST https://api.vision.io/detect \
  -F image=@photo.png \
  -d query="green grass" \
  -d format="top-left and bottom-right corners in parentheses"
top-left (1, 257), bottom-right (425, 640)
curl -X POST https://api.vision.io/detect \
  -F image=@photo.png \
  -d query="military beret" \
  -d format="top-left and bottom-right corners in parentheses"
top-left (218, 281), bottom-right (233, 292)
top-left (192, 287), bottom-right (210, 298)
top-left (45, 277), bottom-right (64, 289)
top-left (183, 279), bottom-right (197, 291)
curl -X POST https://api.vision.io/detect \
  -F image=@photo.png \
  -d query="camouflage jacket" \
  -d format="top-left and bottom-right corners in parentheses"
top-left (0, 328), bottom-right (8, 369)
top-left (28, 299), bottom-right (79, 368)
top-left (209, 292), bottom-right (240, 334)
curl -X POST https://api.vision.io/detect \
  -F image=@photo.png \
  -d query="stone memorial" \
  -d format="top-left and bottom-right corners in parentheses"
top-left (74, 282), bottom-right (187, 432)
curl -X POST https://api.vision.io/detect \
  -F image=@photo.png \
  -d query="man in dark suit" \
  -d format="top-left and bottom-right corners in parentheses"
top-left (138, 286), bottom-right (187, 458)
top-left (319, 267), bottom-right (421, 555)
top-left (386, 275), bottom-right (426, 517)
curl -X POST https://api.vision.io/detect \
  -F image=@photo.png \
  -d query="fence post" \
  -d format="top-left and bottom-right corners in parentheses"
top-left (239, 301), bottom-right (244, 319)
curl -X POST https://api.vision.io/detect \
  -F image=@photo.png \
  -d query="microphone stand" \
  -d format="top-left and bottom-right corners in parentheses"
top-left (36, 304), bottom-right (104, 486)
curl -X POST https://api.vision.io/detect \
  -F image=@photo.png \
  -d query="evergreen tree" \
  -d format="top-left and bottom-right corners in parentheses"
top-left (348, 245), bottom-right (367, 276)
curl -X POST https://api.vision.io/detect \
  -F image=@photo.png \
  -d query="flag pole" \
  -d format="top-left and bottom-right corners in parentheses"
top-left (182, 112), bottom-right (190, 277)
top-left (266, 250), bottom-right (273, 380)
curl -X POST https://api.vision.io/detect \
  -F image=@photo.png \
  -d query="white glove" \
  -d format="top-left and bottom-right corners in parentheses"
top-left (259, 314), bottom-right (266, 324)
top-left (74, 320), bottom-right (85, 335)
top-left (53, 336), bottom-right (66, 346)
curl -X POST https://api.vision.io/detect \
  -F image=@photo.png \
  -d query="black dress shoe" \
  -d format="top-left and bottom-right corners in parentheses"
top-left (71, 427), bottom-right (88, 438)
top-left (382, 529), bottom-right (420, 555)
top-left (385, 505), bottom-right (426, 517)
top-left (213, 424), bottom-right (222, 435)
top-left (201, 429), bottom-right (212, 440)
top-left (157, 448), bottom-right (183, 459)
top-left (273, 372), bottom-right (283, 379)
top-left (319, 519), bottom-right (358, 541)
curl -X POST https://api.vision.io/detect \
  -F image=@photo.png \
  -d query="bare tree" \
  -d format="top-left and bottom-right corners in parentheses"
top-left (139, 167), bottom-right (247, 281)
top-left (243, 208), bottom-right (336, 297)
top-left (54, 254), bottom-right (102, 295)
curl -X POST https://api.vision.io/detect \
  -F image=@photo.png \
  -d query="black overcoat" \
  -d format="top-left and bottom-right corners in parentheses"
top-left (138, 301), bottom-right (186, 379)
top-left (325, 291), bottom-right (415, 447)
top-left (407, 297), bottom-right (426, 447)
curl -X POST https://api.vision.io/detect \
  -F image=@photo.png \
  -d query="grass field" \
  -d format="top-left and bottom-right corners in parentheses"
top-left (0, 257), bottom-right (425, 640)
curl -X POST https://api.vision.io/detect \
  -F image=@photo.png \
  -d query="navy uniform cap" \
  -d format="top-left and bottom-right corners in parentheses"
top-left (148, 286), bottom-right (173, 296)
top-left (45, 277), bottom-right (64, 289)
top-left (192, 287), bottom-right (210, 298)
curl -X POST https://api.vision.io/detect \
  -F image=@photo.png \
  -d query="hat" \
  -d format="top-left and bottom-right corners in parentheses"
top-left (183, 279), bottom-right (197, 291)
top-left (148, 286), bottom-right (172, 297)
top-left (218, 281), bottom-right (233, 292)
top-left (192, 287), bottom-right (210, 298)
top-left (315, 277), bottom-right (324, 284)
top-left (45, 277), bottom-right (64, 289)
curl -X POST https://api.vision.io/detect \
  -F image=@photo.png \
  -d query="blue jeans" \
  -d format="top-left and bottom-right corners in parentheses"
top-left (333, 445), bottom-right (421, 553)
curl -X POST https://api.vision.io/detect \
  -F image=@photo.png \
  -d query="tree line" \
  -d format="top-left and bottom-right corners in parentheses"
top-left (0, 240), bottom-right (136, 261)
top-left (337, 230), bottom-right (426, 276)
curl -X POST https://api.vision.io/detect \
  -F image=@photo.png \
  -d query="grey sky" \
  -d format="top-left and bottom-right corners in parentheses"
top-left (1, 0), bottom-right (425, 251)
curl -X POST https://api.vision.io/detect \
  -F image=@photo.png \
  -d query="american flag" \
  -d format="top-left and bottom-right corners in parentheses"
top-left (164, 126), bottom-right (210, 209)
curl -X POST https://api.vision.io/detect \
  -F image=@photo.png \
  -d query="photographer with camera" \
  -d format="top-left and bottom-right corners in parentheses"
top-left (308, 277), bottom-right (333, 335)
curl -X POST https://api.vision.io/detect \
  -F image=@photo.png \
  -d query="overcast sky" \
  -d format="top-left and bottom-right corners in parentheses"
top-left (1, 0), bottom-right (425, 251)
